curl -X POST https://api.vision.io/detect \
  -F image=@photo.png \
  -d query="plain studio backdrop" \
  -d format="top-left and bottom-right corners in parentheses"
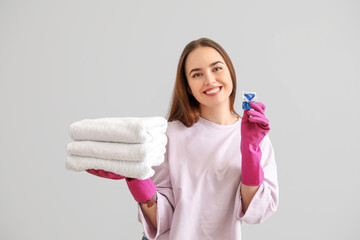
top-left (1, 0), bottom-right (359, 239)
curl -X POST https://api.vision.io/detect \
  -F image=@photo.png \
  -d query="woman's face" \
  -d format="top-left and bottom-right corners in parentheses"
top-left (185, 46), bottom-right (233, 110)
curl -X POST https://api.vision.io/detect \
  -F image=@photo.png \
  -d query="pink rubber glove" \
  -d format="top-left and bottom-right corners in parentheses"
top-left (86, 169), bottom-right (157, 203)
top-left (86, 169), bottom-right (126, 179)
top-left (241, 102), bottom-right (270, 186)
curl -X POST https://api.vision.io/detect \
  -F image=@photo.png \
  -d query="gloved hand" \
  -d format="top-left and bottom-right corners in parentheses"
top-left (86, 169), bottom-right (126, 179)
top-left (86, 169), bottom-right (157, 203)
top-left (241, 102), bottom-right (270, 186)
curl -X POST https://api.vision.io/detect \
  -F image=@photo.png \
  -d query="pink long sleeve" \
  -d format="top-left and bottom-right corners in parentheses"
top-left (137, 146), bottom-right (175, 239)
top-left (237, 135), bottom-right (279, 224)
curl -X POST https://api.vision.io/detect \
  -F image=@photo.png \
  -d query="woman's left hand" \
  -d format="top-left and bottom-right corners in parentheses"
top-left (241, 102), bottom-right (270, 142)
top-left (240, 102), bottom-right (270, 186)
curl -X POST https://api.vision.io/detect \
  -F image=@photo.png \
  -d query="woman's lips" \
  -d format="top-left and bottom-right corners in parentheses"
top-left (204, 86), bottom-right (222, 95)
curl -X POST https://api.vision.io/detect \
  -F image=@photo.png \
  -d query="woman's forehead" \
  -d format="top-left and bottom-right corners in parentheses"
top-left (185, 47), bottom-right (224, 69)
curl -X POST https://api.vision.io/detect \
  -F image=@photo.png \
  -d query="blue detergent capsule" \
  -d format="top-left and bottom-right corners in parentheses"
top-left (242, 101), bottom-right (252, 110)
top-left (244, 93), bottom-right (256, 101)
top-left (242, 91), bottom-right (257, 110)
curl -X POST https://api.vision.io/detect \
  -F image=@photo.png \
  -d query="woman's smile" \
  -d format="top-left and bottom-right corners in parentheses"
top-left (203, 86), bottom-right (222, 95)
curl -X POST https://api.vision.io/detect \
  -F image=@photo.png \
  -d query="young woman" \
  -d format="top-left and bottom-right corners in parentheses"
top-left (89, 38), bottom-right (279, 239)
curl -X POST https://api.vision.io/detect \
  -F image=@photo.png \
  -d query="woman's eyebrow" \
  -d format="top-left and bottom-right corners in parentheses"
top-left (188, 61), bottom-right (224, 76)
top-left (209, 60), bottom-right (224, 67)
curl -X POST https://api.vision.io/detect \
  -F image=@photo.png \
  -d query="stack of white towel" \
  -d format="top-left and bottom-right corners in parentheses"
top-left (66, 117), bottom-right (168, 180)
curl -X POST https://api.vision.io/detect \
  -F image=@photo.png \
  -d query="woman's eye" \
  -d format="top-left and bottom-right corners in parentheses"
top-left (214, 67), bottom-right (222, 72)
top-left (193, 73), bottom-right (201, 78)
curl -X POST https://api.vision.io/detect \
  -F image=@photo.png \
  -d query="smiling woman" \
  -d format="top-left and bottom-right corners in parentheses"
top-left (80, 37), bottom-right (279, 240)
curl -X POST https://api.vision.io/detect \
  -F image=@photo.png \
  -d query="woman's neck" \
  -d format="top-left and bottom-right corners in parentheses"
top-left (199, 104), bottom-right (238, 125)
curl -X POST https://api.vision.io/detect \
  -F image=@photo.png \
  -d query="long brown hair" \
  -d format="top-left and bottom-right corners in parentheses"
top-left (168, 38), bottom-right (239, 127)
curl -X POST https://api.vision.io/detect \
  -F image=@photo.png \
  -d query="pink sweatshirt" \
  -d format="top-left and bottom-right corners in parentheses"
top-left (138, 117), bottom-right (279, 239)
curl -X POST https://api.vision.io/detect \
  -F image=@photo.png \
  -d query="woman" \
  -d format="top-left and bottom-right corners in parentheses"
top-left (90, 38), bottom-right (278, 239)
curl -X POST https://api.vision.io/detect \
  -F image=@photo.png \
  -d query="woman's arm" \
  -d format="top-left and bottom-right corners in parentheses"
top-left (140, 194), bottom-right (158, 230)
top-left (236, 135), bottom-right (279, 224)
top-left (138, 134), bottom-right (176, 239)
top-left (240, 184), bottom-right (259, 213)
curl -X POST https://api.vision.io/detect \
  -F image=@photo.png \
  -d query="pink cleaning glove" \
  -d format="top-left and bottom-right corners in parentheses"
top-left (241, 102), bottom-right (270, 186)
top-left (86, 169), bottom-right (157, 203)
top-left (86, 169), bottom-right (126, 179)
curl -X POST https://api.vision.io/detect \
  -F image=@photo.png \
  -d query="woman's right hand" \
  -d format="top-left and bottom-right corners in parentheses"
top-left (86, 169), bottom-right (157, 204)
top-left (86, 169), bottom-right (126, 180)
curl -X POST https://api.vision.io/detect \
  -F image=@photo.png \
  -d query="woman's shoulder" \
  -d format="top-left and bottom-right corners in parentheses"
top-left (166, 120), bottom-right (197, 138)
top-left (166, 120), bottom-right (186, 133)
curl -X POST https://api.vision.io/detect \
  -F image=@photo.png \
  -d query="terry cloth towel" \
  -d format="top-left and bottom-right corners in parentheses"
top-left (66, 154), bottom-right (164, 180)
top-left (67, 134), bottom-right (167, 161)
top-left (69, 117), bottom-right (167, 143)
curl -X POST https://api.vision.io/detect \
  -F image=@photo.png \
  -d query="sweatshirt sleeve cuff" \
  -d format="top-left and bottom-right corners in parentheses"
top-left (138, 192), bottom-right (172, 239)
top-left (236, 182), bottom-right (265, 224)
top-left (236, 181), bottom-right (278, 224)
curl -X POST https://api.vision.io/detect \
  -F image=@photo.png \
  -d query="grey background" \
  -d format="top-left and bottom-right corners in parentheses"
top-left (1, 0), bottom-right (359, 239)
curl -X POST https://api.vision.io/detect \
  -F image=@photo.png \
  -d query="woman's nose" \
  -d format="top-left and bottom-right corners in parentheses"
top-left (204, 73), bottom-right (216, 85)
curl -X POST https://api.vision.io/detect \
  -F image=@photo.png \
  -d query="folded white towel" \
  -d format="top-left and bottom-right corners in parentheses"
top-left (67, 134), bottom-right (167, 161)
top-left (66, 154), bottom-right (164, 180)
top-left (69, 117), bottom-right (167, 143)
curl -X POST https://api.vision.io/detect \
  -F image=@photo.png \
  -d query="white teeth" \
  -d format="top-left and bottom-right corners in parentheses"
top-left (205, 87), bottom-right (220, 94)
